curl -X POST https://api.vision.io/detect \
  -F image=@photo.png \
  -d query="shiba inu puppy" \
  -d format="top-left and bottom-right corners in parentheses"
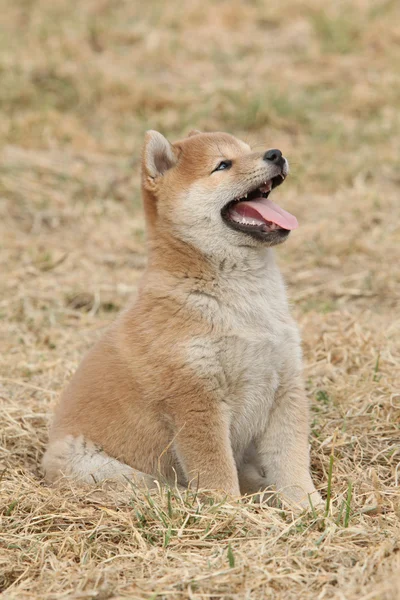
top-left (42, 130), bottom-right (322, 509)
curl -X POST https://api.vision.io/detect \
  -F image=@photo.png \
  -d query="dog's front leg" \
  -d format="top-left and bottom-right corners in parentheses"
top-left (172, 404), bottom-right (240, 496)
top-left (257, 377), bottom-right (323, 509)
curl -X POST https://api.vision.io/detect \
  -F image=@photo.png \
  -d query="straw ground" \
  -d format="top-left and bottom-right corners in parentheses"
top-left (1, 0), bottom-right (399, 598)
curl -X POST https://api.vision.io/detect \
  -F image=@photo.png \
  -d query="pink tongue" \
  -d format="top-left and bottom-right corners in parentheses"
top-left (234, 196), bottom-right (298, 230)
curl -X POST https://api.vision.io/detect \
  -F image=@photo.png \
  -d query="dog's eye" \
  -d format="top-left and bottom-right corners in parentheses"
top-left (213, 160), bottom-right (232, 173)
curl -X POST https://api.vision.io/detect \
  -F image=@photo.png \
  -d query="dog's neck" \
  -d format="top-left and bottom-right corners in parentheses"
top-left (146, 230), bottom-right (277, 284)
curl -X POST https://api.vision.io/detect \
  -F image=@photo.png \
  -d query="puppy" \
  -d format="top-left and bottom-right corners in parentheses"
top-left (42, 130), bottom-right (322, 509)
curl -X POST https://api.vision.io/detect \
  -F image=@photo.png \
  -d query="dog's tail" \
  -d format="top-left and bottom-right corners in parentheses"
top-left (42, 435), bottom-right (158, 488)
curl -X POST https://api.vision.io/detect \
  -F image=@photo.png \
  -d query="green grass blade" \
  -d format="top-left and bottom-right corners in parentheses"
top-left (325, 454), bottom-right (334, 517)
top-left (227, 543), bottom-right (235, 568)
top-left (308, 493), bottom-right (318, 519)
top-left (344, 480), bottom-right (353, 527)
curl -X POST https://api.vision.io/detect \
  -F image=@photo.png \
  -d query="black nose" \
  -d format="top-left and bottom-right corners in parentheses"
top-left (263, 148), bottom-right (283, 165)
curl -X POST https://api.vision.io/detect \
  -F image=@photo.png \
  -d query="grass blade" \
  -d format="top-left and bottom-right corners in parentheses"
top-left (227, 543), bottom-right (235, 568)
top-left (308, 493), bottom-right (318, 519)
top-left (325, 454), bottom-right (334, 517)
top-left (344, 480), bottom-right (353, 527)
top-left (167, 489), bottom-right (173, 518)
top-left (335, 499), bottom-right (345, 526)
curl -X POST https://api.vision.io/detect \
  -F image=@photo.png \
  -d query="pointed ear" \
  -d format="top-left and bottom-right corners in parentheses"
top-left (142, 130), bottom-right (177, 180)
top-left (188, 129), bottom-right (202, 137)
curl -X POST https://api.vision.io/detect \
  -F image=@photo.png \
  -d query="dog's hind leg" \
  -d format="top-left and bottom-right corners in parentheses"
top-left (42, 435), bottom-right (158, 489)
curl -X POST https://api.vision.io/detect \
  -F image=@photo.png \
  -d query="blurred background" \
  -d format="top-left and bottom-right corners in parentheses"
top-left (1, 0), bottom-right (399, 315)
top-left (1, 1), bottom-right (399, 598)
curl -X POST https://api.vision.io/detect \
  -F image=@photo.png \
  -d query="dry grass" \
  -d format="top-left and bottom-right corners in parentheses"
top-left (1, 0), bottom-right (400, 598)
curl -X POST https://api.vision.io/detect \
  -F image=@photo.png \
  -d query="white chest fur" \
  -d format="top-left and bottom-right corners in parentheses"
top-left (185, 249), bottom-right (302, 462)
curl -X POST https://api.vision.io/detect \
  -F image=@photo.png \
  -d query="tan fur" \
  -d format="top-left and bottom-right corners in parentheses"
top-left (43, 130), bottom-right (322, 509)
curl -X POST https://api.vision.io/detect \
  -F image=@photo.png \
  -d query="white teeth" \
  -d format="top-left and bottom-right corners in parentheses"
top-left (260, 180), bottom-right (272, 193)
top-left (230, 209), bottom-right (266, 227)
top-left (244, 193), bottom-right (247, 198)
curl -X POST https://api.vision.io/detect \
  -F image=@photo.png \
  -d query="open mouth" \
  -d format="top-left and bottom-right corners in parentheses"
top-left (221, 173), bottom-right (298, 237)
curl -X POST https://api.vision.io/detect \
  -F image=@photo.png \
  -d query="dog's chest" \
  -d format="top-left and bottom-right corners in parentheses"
top-left (220, 297), bottom-right (288, 448)
top-left (186, 274), bottom-right (299, 452)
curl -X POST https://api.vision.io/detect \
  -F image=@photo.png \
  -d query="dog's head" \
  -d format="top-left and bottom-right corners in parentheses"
top-left (141, 130), bottom-right (297, 255)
